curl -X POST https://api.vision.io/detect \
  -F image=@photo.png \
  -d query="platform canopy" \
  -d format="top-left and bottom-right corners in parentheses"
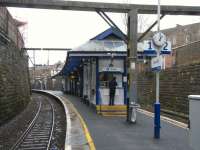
top-left (74, 40), bottom-right (126, 52)
top-left (58, 57), bottom-right (81, 76)
top-left (55, 27), bottom-right (127, 77)
top-left (71, 40), bottom-right (126, 53)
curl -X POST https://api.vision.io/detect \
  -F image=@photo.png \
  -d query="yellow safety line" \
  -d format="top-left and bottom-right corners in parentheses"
top-left (61, 96), bottom-right (96, 150)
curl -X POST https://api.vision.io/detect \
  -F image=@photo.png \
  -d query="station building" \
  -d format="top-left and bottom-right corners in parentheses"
top-left (57, 28), bottom-right (128, 115)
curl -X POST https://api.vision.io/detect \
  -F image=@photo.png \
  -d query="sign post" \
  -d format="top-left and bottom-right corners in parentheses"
top-left (152, 0), bottom-right (163, 139)
top-left (139, 0), bottom-right (171, 139)
top-left (154, 48), bottom-right (161, 139)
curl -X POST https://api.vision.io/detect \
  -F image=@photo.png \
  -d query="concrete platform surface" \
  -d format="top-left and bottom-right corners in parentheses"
top-left (53, 92), bottom-right (193, 150)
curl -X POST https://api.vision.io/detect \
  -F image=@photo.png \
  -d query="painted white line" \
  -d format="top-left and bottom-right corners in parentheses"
top-left (137, 109), bottom-right (188, 129)
top-left (48, 93), bottom-right (72, 150)
top-left (62, 97), bottom-right (72, 150)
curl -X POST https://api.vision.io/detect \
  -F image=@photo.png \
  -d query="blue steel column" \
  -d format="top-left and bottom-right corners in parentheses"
top-left (80, 65), bottom-right (83, 97)
top-left (96, 57), bottom-right (99, 105)
top-left (123, 57), bottom-right (127, 105)
top-left (154, 102), bottom-right (160, 138)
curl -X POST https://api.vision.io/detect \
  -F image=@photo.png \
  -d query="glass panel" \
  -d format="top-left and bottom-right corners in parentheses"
top-left (104, 40), bottom-right (114, 50)
top-left (114, 41), bottom-right (124, 47)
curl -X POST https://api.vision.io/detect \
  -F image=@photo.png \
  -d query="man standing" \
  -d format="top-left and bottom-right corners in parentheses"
top-left (109, 77), bottom-right (118, 105)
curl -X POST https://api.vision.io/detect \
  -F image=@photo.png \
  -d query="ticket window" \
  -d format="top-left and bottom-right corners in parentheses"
top-left (99, 72), bottom-right (122, 88)
top-left (99, 72), bottom-right (124, 105)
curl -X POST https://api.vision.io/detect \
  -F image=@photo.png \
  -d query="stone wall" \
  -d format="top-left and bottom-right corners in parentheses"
top-left (0, 7), bottom-right (24, 49)
top-left (138, 63), bottom-right (200, 119)
top-left (0, 44), bottom-right (30, 125)
top-left (0, 8), bottom-right (30, 125)
top-left (175, 41), bottom-right (200, 66)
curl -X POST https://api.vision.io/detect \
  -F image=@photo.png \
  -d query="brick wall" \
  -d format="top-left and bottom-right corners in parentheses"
top-left (0, 7), bottom-right (30, 125)
top-left (138, 63), bottom-right (200, 118)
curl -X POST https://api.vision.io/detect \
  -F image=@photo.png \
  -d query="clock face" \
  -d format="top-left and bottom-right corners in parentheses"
top-left (153, 32), bottom-right (166, 47)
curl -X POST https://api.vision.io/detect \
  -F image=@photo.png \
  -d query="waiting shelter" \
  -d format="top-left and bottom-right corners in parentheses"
top-left (58, 28), bottom-right (128, 115)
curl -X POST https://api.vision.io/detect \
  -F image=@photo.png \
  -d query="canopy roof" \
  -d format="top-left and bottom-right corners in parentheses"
top-left (90, 27), bottom-right (127, 41)
top-left (72, 40), bottom-right (127, 52)
top-left (55, 27), bottom-right (127, 77)
top-left (58, 57), bottom-right (81, 76)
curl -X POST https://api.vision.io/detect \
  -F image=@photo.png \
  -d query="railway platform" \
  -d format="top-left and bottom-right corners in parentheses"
top-left (47, 91), bottom-right (193, 150)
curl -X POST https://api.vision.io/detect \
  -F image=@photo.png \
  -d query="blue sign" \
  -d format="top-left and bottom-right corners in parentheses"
top-left (143, 40), bottom-right (157, 56)
top-left (138, 40), bottom-right (172, 57)
top-left (161, 41), bottom-right (172, 55)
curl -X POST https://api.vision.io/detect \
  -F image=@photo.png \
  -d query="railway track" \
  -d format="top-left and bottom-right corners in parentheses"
top-left (10, 97), bottom-right (55, 150)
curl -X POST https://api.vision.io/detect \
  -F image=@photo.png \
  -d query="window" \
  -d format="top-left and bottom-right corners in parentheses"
top-left (99, 73), bottom-right (122, 88)
top-left (99, 73), bottom-right (113, 87)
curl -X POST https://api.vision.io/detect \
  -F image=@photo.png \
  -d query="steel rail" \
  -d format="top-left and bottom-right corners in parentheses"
top-left (10, 96), bottom-right (56, 150)
top-left (10, 100), bottom-right (42, 150)
top-left (46, 99), bottom-right (55, 150)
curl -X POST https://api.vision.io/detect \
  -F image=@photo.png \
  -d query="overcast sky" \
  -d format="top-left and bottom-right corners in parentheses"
top-left (8, 0), bottom-right (200, 66)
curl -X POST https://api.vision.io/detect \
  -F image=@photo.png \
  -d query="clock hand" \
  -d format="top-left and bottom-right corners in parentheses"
top-left (159, 35), bottom-right (163, 41)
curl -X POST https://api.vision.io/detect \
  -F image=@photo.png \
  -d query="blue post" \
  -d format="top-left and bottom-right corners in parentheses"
top-left (123, 57), bottom-right (128, 105)
top-left (154, 102), bottom-right (160, 139)
top-left (154, 52), bottom-right (161, 139)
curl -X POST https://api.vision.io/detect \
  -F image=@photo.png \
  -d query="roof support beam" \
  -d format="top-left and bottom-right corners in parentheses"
top-left (100, 11), bottom-right (124, 34)
top-left (1, 0), bottom-right (200, 15)
top-left (96, 11), bottom-right (128, 43)
top-left (96, 11), bottom-right (113, 28)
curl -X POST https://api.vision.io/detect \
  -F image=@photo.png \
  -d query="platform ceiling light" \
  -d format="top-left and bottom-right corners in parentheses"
top-left (70, 75), bottom-right (75, 79)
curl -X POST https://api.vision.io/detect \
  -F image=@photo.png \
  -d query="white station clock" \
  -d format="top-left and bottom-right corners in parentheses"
top-left (153, 32), bottom-right (167, 47)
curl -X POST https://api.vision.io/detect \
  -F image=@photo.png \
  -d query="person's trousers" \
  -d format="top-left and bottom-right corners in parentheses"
top-left (109, 92), bottom-right (115, 105)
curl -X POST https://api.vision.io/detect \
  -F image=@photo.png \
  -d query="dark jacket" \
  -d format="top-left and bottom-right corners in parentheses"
top-left (109, 79), bottom-right (117, 93)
